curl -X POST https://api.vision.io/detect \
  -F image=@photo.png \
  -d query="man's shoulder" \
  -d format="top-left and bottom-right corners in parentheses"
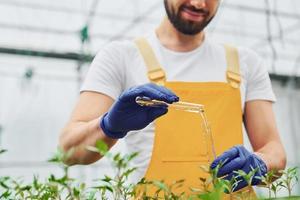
top-left (206, 38), bottom-right (261, 62)
top-left (206, 38), bottom-right (264, 77)
top-left (215, 43), bottom-right (262, 65)
top-left (236, 46), bottom-right (263, 66)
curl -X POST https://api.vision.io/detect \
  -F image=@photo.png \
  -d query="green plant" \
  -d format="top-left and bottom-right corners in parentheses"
top-left (0, 147), bottom-right (94, 200)
top-left (87, 140), bottom-right (139, 200)
top-left (258, 170), bottom-right (282, 199)
top-left (137, 179), bottom-right (186, 200)
top-left (270, 180), bottom-right (284, 199)
top-left (194, 164), bottom-right (225, 200)
top-left (47, 147), bottom-right (75, 178)
top-left (195, 162), bottom-right (242, 200)
top-left (0, 176), bottom-right (12, 199)
top-left (47, 147), bottom-right (87, 200)
top-left (1, 143), bottom-right (300, 200)
top-left (279, 167), bottom-right (299, 197)
top-left (233, 167), bottom-right (259, 200)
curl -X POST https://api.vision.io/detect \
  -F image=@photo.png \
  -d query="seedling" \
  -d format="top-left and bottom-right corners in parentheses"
top-left (258, 170), bottom-right (281, 198)
top-left (135, 179), bottom-right (185, 199)
top-left (196, 165), bottom-right (213, 194)
top-left (279, 167), bottom-right (299, 197)
top-left (1, 145), bottom-right (300, 200)
top-left (270, 179), bottom-right (284, 199)
top-left (233, 167), bottom-right (258, 200)
top-left (87, 140), bottom-right (139, 200)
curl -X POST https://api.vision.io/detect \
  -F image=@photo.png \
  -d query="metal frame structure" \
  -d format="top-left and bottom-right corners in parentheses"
top-left (0, 1), bottom-right (299, 72)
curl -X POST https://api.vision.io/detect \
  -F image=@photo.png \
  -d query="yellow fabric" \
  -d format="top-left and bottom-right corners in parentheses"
top-left (135, 38), bottom-right (166, 85)
top-left (224, 44), bottom-right (241, 89)
top-left (134, 39), bottom-right (256, 199)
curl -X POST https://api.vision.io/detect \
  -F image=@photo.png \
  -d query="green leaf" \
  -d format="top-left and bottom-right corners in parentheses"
top-left (94, 185), bottom-right (114, 193)
top-left (73, 187), bottom-right (80, 197)
top-left (126, 152), bottom-right (139, 162)
top-left (153, 180), bottom-right (168, 192)
top-left (0, 190), bottom-right (11, 198)
top-left (47, 148), bottom-right (74, 165)
top-left (95, 140), bottom-right (109, 155)
top-left (86, 190), bottom-right (97, 200)
top-left (0, 177), bottom-right (11, 189)
top-left (121, 167), bottom-right (137, 180)
top-left (101, 175), bottom-right (113, 183)
top-left (198, 193), bottom-right (212, 200)
top-left (0, 149), bottom-right (7, 155)
top-left (113, 153), bottom-right (121, 162)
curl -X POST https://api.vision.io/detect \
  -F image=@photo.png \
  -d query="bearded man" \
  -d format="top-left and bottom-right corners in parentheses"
top-left (60, 0), bottom-right (286, 197)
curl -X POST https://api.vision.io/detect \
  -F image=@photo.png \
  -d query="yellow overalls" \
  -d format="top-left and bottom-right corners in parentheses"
top-left (134, 38), bottom-right (256, 199)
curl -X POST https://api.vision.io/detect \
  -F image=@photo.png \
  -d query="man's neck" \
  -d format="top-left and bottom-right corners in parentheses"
top-left (156, 16), bottom-right (205, 52)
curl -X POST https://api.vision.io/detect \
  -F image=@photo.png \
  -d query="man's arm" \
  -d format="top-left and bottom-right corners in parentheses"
top-left (210, 100), bottom-right (286, 191)
top-left (59, 91), bottom-right (117, 165)
top-left (244, 100), bottom-right (286, 171)
top-left (59, 83), bottom-right (179, 166)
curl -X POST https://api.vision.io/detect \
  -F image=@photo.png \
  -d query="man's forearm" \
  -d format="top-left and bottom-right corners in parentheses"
top-left (254, 140), bottom-right (286, 172)
top-left (59, 117), bottom-right (117, 165)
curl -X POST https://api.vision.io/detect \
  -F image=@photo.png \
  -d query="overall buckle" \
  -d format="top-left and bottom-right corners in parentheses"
top-left (148, 68), bottom-right (166, 85)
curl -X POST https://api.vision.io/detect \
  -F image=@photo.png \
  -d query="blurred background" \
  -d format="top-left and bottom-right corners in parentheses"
top-left (0, 0), bottom-right (299, 197)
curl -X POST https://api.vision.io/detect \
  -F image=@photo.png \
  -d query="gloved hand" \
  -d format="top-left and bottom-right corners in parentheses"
top-left (210, 145), bottom-right (267, 192)
top-left (100, 83), bottom-right (179, 139)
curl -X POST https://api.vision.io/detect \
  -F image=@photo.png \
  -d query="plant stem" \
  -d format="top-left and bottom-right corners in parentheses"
top-left (247, 185), bottom-right (251, 200)
top-left (288, 185), bottom-right (291, 197)
top-left (229, 193), bottom-right (233, 200)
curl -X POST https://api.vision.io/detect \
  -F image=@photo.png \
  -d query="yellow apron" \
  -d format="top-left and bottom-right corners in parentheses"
top-left (134, 38), bottom-right (256, 199)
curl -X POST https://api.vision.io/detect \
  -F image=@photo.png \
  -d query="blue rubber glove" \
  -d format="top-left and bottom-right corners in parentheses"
top-left (210, 145), bottom-right (267, 192)
top-left (100, 83), bottom-right (179, 139)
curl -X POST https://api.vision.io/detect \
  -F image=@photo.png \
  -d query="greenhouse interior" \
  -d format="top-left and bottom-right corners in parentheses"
top-left (0, 0), bottom-right (299, 199)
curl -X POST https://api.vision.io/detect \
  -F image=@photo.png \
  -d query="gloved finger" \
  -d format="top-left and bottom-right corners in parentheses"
top-left (141, 84), bottom-right (179, 103)
top-left (211, 146), bottom-right (240, 169)
top-left (143, 84), bottom-right (178, 103)
top-left (148, 84), bottom-right (179, 102)
top-left (120, 84), bottom-right (175, 103)
top-left (147, 107), bottom-right (168, 122)
top-left (217, 157), bottom-right (246, 177)
top-left (142, 85), bottom-right (176, 103)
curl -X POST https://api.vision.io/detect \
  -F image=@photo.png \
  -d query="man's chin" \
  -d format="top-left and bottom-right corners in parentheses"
top-left (180, 17), bottom-right (206, 28)
top-left (176, 23), bottom-right (205, 35)
top-left (175, 27), bottom-right (202, 35)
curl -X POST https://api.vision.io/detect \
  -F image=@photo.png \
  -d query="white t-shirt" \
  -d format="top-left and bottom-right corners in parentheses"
top-left (80, 32), bottom-right (276, 183)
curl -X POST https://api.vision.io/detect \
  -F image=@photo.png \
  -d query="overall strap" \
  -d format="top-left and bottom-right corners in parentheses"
top-left (135, 38), bottom-right (166, 85)
top-left (224, 45), bottom-right (241, 88)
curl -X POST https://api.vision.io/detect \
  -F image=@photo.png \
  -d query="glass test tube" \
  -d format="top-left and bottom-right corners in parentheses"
top-left (135, 96), bottom-right (217, 161)
top-left (135, 96), bottom-right (204, 113)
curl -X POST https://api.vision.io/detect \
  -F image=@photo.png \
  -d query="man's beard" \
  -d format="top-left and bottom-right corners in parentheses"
top-left (164, 0), bottom-right (214, 35)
